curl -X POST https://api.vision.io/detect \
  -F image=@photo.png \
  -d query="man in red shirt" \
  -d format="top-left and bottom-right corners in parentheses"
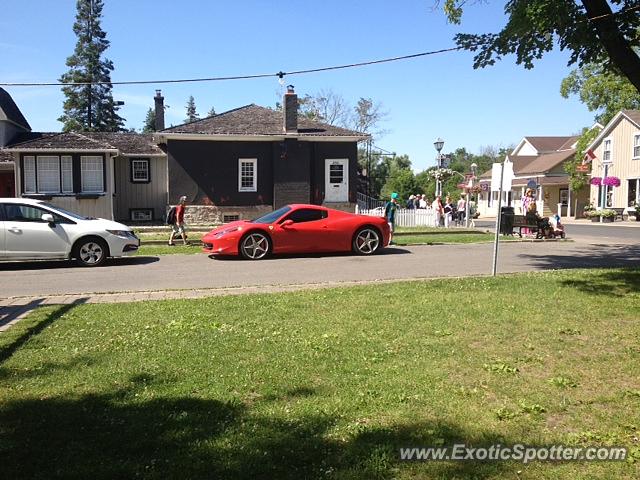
top-left (169, 196), bottom-right (188, 246)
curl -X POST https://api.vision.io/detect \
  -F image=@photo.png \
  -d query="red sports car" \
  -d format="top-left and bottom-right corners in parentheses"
top-left (202, 204), bottom-right (390, 260)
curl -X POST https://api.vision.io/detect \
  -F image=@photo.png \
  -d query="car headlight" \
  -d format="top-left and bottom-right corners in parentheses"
top-left (214, 226), bottom-right (242, 237)
top-left (107, 229), bottom-right (135, 239)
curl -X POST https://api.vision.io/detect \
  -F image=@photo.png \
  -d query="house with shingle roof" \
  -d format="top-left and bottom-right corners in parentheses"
top-left (0, 86), bottom-right (367, 223)
top-left (585, 110), bottom-right (640, 216)
top-left (476, 134), bottom-right (593, 218)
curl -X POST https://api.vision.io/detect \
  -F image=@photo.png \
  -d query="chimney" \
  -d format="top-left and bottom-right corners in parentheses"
top-left (283, 85), bottom-right (297, 133)
top-left (154, 90), bottom-right (165, 131)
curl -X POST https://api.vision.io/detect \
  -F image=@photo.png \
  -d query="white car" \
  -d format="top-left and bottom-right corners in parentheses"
top-left (0, 198), bottom-right (139, 267)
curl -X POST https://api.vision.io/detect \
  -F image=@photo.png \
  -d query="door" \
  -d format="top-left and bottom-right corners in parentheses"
top-left (325, 159), bottom-right (348, 203)
top-left (2, 203), bottom-right (71, 259)
top-left (0, 172), bottom-right (15, 197)
top-left (272, 208), bottom-right (328, 253)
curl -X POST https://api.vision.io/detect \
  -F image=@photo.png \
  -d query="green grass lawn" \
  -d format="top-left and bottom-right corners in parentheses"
top-left (1, 269), bottom-right (639, 479)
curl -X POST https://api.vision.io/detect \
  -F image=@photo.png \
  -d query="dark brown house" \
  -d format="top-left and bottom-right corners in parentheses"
top-left (154, 87), bottom-right (368, 223)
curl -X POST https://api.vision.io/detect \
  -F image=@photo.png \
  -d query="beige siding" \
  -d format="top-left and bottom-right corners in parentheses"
top-left (590, 116), bottom-right (640, 208)
top-left (113, 156), bottom-right (167, 222)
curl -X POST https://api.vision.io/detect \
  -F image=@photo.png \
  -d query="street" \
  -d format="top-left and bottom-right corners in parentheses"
top-left (1, 240), bottom-right (639, 298)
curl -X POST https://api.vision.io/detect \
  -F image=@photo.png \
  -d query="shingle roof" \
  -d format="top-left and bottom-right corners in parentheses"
top-left (623, 110), bottom-right (640, 127)
top-left (6, 131), bottom-right (164, 155)
top-left (0, 150), bottom-right (14, 162)
top-left (524, 136), bottom-right (575, 153)
top-left (162, 104), bottom-right (366, 137)
top-left (479, 150), bottom-right (574, 179)
top-left (0, 87), bottom-right (30, 130)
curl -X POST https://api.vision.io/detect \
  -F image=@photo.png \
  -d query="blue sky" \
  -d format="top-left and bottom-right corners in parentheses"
top-left (1, 0), bottom-right (595, 171)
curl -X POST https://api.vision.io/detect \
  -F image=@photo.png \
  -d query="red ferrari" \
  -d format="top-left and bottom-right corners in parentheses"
top-left (202, 204), bottom-right (390, 260)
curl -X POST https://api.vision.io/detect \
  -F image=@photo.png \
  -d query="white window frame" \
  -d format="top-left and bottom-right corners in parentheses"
top-left (131, 158), bottom-right (150, 183)
top-left (23, 156), bottom-right (36, 194)
top-left (36, 156), bottom-right (61, 194)
top-left (238, 158), bottom-right (257, 192)
top-left (603, 138), bottom-right (612, 163)
top-left (61, 155), bottom-right (73, 193)
top-left (628, 178), bottom-right (640, 207)
top-left (633, 134), bottom-right (640, 159)
top-left (80, 155), bottom-right (104, 193)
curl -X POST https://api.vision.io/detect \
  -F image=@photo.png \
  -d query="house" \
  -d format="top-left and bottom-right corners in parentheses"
top-left (0, 86), bottom-right (367, 224)
top-left (586, 110), bottom-right (640, 214)
top-left (477, 135), bottom-right (591, 218)
top-left (154, 86), bottom-right (367, 223)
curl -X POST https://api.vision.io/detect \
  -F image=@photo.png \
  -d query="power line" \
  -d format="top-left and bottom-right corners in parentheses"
top-left (1, 4), bottom-right (637, 88)
top-left (0, 46), bottom-right (463, 87)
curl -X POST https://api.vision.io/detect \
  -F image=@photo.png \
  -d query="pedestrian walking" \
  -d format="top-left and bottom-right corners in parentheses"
top-left (168, 196), bottom-right (189, 246)
top-left (456, 195), bottom-right (467, 226)
top-left (385, 192), bottom-right (399, 245)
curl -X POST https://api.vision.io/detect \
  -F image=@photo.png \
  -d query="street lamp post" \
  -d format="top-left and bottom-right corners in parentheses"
top-left (465, 163), bottom-right (477, 228)
top-left (434, 138), bottom-right (444, 197)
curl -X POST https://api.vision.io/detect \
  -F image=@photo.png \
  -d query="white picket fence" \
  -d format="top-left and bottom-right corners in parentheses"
top-left (356, 206), bottom-right (438, 227)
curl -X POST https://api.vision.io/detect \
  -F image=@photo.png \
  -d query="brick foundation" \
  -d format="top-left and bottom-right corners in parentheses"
top-left (171, 205), bottom-right (274, 225)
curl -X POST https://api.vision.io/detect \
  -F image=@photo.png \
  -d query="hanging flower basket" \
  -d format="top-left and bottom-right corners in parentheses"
top-left (602, 176), bottom-right (621, 187)
top-left (590, 177), bottom-right (602, 186)
top-left (428, 168), bottom-right (455, 181)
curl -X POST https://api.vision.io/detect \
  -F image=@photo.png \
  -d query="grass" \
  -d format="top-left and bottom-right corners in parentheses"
top-left (1, 269), bottom-right (639, 479)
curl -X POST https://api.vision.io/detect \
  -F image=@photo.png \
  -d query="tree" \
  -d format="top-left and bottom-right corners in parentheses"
top-left (560, 63), bottom-right (640, 124)
top-left (142, 107), bottom-right (155, 133)
top-left (381, 158), bottom-right (417, 201)
top-left (564, 126), bottom-right (600, 193)
top-left (352, 97), bottom-right (389, 139)
top-left (185, 96), bottom-right (199, 123)
top-left (58, 0), bottom-right (125, 132)
top-left (207, 106), bottom-right (216, 117)
top-left (443, 0), bottom-right (640, 93)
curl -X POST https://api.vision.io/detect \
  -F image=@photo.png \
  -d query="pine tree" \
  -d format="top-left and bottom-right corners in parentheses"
top-left (58, 0), bottom-right (125, 132)
top-left (142, 108), bottom-right (156, 133)
top-left (185, 96), bottom-right (199, 123)
top-left (207, 106), bottom-right (216, 117)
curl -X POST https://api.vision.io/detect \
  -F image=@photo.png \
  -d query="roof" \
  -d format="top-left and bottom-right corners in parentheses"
top-left (0, 87), bottom-right (31, 130)
top-left (587, 110), bottom-right (640, 151)
top-left (0, 150), bottom-right (14, 162)
top-left (5, 131), bottom-right (164, 155)
top-left (161, 104), bottom-right (366, 138)
top-left (622, 109), bottom-right (640, 127)
top-left (524, 136), bottom-right (577, 153)
top-left (479, 150), bottom-right (574, 179)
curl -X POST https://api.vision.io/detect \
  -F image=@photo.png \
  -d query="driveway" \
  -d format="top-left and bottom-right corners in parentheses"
top-left (1, 241), bottom-right (639, 298)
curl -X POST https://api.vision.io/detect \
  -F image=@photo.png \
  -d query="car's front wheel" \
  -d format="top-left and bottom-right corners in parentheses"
top-left (73, 237), bottom-right (109, 267)
top-left (352, 227), bottom-right (381, 255)
top-left (239, 232), bottom-right (271, 260)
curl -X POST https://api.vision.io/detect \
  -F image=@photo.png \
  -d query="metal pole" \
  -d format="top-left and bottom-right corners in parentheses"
top-left (492, 162), bottom-right (505, 276)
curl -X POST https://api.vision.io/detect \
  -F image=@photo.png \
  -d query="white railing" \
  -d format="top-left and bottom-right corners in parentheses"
top-left (356, 206), bottom-right (438, 227)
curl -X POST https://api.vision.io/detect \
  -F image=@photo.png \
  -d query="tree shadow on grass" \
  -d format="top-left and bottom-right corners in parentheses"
top-left (0, 380), bottom-right (522, 480)
top-left (559, 268), bottom-right (640, 298)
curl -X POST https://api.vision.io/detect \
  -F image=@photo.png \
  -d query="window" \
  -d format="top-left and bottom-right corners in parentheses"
top-left (283, 208), bottom-right (327, 224)
top-left (81, 156), bottom-right (104, 193)
top-left (23, 155), bottom-right (74, 195)
top-left (560, 188), bottom-right (569, 206)
top-left (131, 159), bottom-right (150, 182)
top-left (238, 158), bottom-right (257, 192)
top-left (603, 138), bottom-right (612, 163)
top-left (4, 204), bottom-right (57, 223)
top-left (629, 179), bottom-right (639, 207)
top-left (61, 156), bottom-right (73, 193)
top-left (23, 156), bottom-right (36, 194)
top-left (130, 208), bottom-right (153, 221)
top-left (634, 134), bottom-right (640, 159)
top-left (329, 164), bottom-right (344, 184)
top-left (36, 156), bottom-right (60, 193)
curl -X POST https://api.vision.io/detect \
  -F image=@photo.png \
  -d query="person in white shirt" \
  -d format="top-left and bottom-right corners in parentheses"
top-left (456, 195), bottom-right (467, 226)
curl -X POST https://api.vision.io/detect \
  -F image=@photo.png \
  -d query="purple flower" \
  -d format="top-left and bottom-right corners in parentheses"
top-left (590, 177), bottom-right (602, 186)
top-left (602, 176), bottom-right (621, 187)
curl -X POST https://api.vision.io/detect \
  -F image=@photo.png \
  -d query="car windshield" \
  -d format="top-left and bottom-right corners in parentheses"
top-left (39, 202), bottom-right (92, 220)
top-left (251, 206), bottom-right (291, 224)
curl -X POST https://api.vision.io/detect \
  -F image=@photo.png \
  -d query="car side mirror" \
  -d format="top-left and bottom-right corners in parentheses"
top-left (41, 213), bottom-right (55, 225)
top-left (281, 219), bottom-right (294, 228)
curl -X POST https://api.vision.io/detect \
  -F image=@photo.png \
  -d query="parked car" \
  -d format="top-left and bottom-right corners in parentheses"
top-left (0, 198), bottom-right (139, 267)
top-left (202, 204), bottom-right (390, 260)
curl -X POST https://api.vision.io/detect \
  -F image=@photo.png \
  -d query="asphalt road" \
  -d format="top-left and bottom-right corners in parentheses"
top-left (1, 240), bottom-right (639, 298)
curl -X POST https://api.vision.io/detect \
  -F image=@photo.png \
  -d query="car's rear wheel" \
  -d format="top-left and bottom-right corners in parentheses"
top-left (352, 227), bottom-right (381, 255)
top-left (239, 232), bottom-right (271, 260)
top-left (73, 237), bottom-right (108, 267)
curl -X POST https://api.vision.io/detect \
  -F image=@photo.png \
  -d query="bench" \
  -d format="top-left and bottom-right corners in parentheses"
top-left (511, 214), bottom-right (540, 237)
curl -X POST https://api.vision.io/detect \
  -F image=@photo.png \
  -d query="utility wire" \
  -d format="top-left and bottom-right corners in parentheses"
top-left (0, 46), bottom-right (463, 87)
top-left (1, 4), bottom-right (637, 88)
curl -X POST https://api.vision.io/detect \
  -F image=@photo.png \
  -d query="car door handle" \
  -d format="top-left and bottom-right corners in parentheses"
top-left (8, 227), bottom-right (21, 234)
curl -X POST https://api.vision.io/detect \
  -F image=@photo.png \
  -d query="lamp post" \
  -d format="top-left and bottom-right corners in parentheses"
top-left (434, 138), bottom-right (444, 197)
top-left (465, 163), bottom-right (477, 228)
